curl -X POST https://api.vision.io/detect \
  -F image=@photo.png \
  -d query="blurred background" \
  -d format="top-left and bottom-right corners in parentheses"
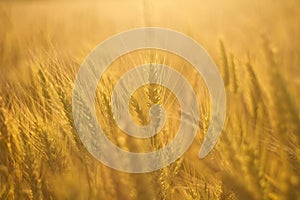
top-left (0, 0), bottom-right (299, 199)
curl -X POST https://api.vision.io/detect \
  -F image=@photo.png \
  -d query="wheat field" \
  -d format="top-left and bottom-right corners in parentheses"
top-left (0, 0), bottom-right (299, 199)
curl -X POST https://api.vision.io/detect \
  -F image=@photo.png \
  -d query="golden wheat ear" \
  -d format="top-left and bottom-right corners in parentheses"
top-left (0, 96), bottom-right (9, 190)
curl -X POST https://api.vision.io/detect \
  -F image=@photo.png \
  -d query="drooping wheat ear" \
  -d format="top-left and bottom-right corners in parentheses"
top-left (0, 96), bottom-right (9, 166)
top-left (263, 40), bottom-right (300, 196)
top-left (0, 96), bottom-right (10, 199)
top-left (39, 126), bottom-right (67, 174)
top-left (158, 166), bottom-right (173, 200)
top-left (0, 97), bottom-right (24, 198)
top-left (56, 85), bottom-right (89, 158)
top-left (245, 54), bottom-right (270, 129)
top-left (38, 67), bottom-right (52, 117)
top-left (130, 97), bottom-right (148, 125)
top-left (245, 55), bottom-right (262, 123)
top-left (263, 39), bottom-right (300, 140)
top-left (146, 58), bottom-right (171, 198)
top-left (148, 64), bottom-right (161, 103)
top-left (229, 54), bottom-right (238, 93)
top-left (0, 96), bottom-right (23, 199)
top-left (24, 142), bottom-right (43, 200)
top-left (56, 87), bottom-right (75, 132)
top-left (147, 62), bottom-right (164, 138)
top-left (169, 162), bottom-right (184, 198)
top-left (219, 40), bottom-right (230, 87)
top-left (67, 88), bottom-right (94, 199)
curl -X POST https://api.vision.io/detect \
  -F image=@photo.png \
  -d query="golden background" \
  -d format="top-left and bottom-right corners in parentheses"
top-left (0, 0), bottom-right (299, 199)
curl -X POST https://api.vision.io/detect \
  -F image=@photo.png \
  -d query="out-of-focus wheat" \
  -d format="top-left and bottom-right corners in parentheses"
top-left (0, 0), bottom-right (299, 199)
